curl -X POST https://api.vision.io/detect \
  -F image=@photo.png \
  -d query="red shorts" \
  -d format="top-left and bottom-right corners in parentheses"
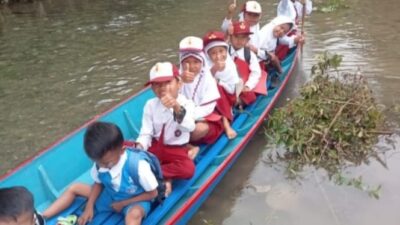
top-left (148, 140), bottom-right (195, 180)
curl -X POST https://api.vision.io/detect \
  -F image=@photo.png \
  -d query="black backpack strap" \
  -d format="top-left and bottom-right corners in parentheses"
top-left (244, 47), bottom-right (251, 64)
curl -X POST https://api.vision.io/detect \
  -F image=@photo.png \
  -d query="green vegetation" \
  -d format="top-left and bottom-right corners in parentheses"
top-left (265, 51), bottom-right (389, 198)
top-left (317, 0), bottom-right (349, 12)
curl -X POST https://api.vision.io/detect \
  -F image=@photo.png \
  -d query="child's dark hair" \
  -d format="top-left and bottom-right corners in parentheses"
top-left (0, 186), bottom-right (34, 222)
top-left (84, 121), bottom-right (124, 160)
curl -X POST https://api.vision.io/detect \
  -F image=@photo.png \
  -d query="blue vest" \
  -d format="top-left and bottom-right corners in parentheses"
top-left (97, 151), bottom-right (145, 201)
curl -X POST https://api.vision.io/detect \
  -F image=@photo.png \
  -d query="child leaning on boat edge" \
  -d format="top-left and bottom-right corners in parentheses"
top-left (0, 186), bottom-right (45, 225)
top-left (42, 122), bottom-right (158, 225)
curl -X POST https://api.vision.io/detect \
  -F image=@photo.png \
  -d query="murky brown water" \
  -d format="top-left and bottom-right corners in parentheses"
top-left (1, 0), bottom-right (400, 224)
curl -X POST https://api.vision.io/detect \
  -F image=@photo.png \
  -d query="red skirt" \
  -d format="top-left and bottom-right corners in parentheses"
top-left (216, 84), bottom-right (236, 121)
top-left (192, 119), bottom-right (224, 145)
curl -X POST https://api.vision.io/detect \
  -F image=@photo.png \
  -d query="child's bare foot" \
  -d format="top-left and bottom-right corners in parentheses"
top-left (225, 127), bottom-right (237, 139)
top-left (165, 180), bottom-right (172, 197)
top-left (188, 146), bottom-right (200, 160)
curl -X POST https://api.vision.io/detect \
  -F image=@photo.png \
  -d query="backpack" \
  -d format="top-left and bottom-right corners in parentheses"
top-left (126, 147), bottom-right (166, 204)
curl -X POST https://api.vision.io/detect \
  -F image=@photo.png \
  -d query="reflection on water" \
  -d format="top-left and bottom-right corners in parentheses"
top-left (1, 0), bottom-right (400, 224)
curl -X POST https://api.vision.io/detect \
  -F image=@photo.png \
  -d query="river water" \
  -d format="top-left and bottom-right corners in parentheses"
top-left (1, 0), bottom-right (399, 224)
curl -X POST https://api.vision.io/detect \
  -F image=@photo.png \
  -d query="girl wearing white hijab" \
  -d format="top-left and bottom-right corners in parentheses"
top-left (257, 16), bottom-right (303, 73)
top-left (179, 36), bottom-right (224, 146)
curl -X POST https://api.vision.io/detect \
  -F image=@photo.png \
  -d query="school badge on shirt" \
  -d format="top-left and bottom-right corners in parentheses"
top-left (174, 129), bottom-right (182, 137)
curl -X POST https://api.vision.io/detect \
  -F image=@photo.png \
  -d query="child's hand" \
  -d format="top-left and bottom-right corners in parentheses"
top-left (242, 86), bottom-right (251, 92)
top-left (111, 201), bottom-right (125, 213)
top-left (78, 207), bottom-right (94, 225)
top-left (227, 0), bottom-right (237, 18)
top-left (294, 35), bottom-right (305, 45)
top-left (181, 63), bottom-right (195, 83)
top-left (161, 93), bottom-right (179, 109)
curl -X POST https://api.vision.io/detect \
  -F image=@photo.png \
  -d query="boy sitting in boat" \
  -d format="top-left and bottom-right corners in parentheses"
top-left (228, 21), bottom-right (265, 107)
top-left (0, 186), bottom-right (45, 225)
top-left (179, 36), bottom-right (224, 146)
top-left (135, 62), bottom-right (196, 196)
top-left (42, 122), bottom-right (158, 225)
top-left (203, 31), bottom-right (240, 139)
top-left (221, 0), bottom-right (262, 53)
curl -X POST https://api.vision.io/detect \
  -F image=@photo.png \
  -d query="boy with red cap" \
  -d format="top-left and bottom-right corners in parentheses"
top-left (229, 21), bottom-right (267, 107)
top-left (136, 62), bottom-right (196, 196)
top-left (203, 31), bottom-right (240, 139)
top-left (179, 36), bottom-right (224, 146)
top-left (222, 0), bottom-right (262, 58)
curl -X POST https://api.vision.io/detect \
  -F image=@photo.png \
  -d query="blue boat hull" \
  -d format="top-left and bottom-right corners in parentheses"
top-left (0, 47), bottom-right (299, 225)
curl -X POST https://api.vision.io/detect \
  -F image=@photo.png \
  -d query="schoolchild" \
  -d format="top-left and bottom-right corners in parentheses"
top-left (42, 122), bottom-right (158, 225)
top-left (0, 186), bottom-right (45, 225)
top-left (136, 62), bottom-right (196, 195)
top-left (203, 31), bottom-right (240, 139)
top-left (257, 16), bottom-right (303, 71)
top-left (221, 0), bottom-right (262, 51)
top-left (228, 21), bottom-right (266, 107)
top-left (178, 36), bottom-right (224, 145)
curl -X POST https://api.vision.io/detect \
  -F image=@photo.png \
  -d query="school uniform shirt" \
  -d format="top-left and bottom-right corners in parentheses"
top-left (179, 69), bottom-right (220, 120)
top-left (90, 151), bottom-right (158, 193)
top-left (221, 12), bottom-right (261, 48)
top-left (229, 46), bottom-right (261, 90)
top-left (206, 56), bottom-right (240, 95)
top-left (277, 0), bottom-right (297, 22)
top-left (136, 94), bottom-right (196, 150)
top-left (257, 16), bottom-right (295, 60)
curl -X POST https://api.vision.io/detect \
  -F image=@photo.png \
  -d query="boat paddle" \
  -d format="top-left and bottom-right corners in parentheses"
top-left (300, 0), bottom-right (306, 54)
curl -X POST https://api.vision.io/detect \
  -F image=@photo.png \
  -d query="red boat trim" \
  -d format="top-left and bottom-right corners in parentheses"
top-left (166, 49), bottom-right (299, 225)
top-left (0, 87), bottom-right (151, 180)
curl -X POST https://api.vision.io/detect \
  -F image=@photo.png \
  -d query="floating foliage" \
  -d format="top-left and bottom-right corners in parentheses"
top-left (265, 51), bottom-right (388, 198)
top-left (314, 0), bottom-right (349, 13)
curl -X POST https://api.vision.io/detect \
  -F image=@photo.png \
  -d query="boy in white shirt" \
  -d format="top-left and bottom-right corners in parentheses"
top-left (43, 122), bottom-right (158, 225)
top-left (136, 62), bottom-right (196, 196)
top-left (228, 21), bottom-right (266, 107)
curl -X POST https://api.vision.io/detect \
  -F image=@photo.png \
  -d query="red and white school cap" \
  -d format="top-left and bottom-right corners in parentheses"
top-left (203, 31), bottom-right (228, 54)
top-left (243, 1), bottom-right (262, 14)
top-left (179, 36), bottom-right (206, 64)
top-left (179, 36), bottom-right (203, 52)
top-left (146, 62), bottom-right (179, 85)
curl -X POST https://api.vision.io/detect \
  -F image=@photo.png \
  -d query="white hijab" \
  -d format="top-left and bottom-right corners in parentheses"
top-left (258, 16), bottom-right (294, 52)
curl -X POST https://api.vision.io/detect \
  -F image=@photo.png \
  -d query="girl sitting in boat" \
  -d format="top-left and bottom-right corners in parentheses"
top-left (178, 36), bottom-right (224, 148)
top-left (257, 16), bottom-right (303, 72)
top-left (136, 62), bottom-right (196, 196)
top-left (228, 21), bottom-right (265, 108)
top-left (42, 122), bottom-right (158, 225)
top-left (221, 0), bottom-right (262, 54)
top-left (203, 31), bottom-right (240, 139)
